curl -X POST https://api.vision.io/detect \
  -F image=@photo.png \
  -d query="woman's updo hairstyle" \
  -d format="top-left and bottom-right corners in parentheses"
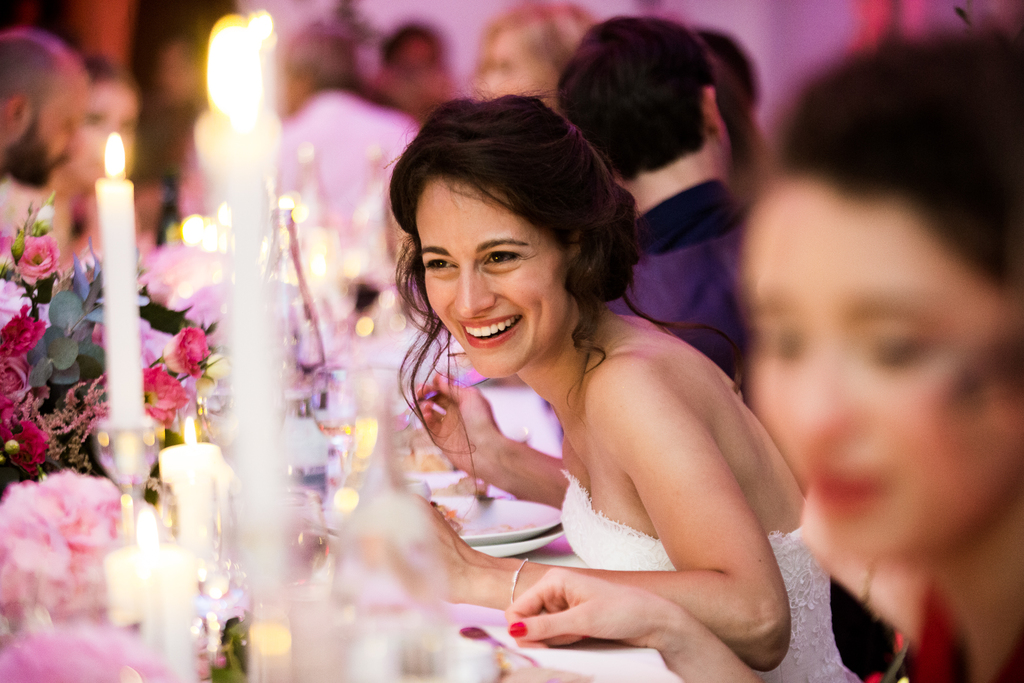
top-left (779, 35), bottom-right (1024, 284)
top-left (391, 95), bottom-right (639, 396)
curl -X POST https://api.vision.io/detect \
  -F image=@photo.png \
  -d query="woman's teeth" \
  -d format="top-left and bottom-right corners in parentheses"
top-left (466, 316), bottom-right (521, 339)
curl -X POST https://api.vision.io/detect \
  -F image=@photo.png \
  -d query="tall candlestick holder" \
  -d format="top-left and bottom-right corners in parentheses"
top-left (95, 419), bottom-right (159, 541)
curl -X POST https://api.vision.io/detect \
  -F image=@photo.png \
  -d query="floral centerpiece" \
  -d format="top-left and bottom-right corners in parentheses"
top-left (0, 196), bottom-right (226, 488)
top-left (0, 471), bottom-right (120, 625)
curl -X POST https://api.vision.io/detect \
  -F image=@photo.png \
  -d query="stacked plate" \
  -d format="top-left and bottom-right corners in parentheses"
top-left (431, 496), bottom-right (564, 557)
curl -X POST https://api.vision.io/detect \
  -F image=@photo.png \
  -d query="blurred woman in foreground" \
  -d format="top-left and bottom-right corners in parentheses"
top-left (509, 35), bottom-right (1024, 683)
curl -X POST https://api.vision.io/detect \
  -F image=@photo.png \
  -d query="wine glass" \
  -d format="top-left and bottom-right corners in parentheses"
top-left (309, 367), bottom-right (357, 506)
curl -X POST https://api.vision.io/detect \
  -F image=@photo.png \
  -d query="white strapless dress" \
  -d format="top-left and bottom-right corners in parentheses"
top-left (562, 473), bottom-right (860, 683)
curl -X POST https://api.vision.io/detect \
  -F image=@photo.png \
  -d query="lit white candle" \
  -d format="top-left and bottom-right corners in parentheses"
top-left (159, 418), bottom-right (217, 561)
top-left (104, 508), bottom-right (198, 683)
top-left (205, 14), bottom-right (285, 590)
top-left (96, 133), bottom-right (144, 429)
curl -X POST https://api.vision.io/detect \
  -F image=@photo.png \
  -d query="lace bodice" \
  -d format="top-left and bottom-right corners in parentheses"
top-left (561, 473), bottom-right (860, 683)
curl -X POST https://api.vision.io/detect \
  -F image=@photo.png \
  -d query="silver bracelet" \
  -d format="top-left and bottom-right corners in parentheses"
top-left (510, 558), bottom-right (530, 607)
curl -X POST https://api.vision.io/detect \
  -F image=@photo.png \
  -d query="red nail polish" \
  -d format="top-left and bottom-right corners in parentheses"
top-left (509, 622), bottom-right (528, 638)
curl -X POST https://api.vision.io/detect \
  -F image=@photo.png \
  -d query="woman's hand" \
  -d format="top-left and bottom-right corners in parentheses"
top-left (505, 568), bottom-right (677, 648)
top-left (506, 569), bottom-right (762, 683)
top-left (421, 497), bottom-right (509, 606)
top-left (416, 374), bottom-right (507, 479)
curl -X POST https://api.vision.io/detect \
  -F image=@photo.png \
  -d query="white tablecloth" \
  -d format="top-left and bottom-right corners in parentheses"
top-left (447, 535), bottom-right (682, 683)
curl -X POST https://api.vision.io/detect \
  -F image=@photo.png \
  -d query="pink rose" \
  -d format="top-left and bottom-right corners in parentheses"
top-left (163, 327), bottom-right (209, 378)
top-left (142, 367), bottom-right (189, 426)
top-left (16, 235), bottom-right (60, 285)
top-left (0, 280), bottom-right (30, 328)
top-left (0, 354), bottom-right (30, 400)
top-left (0, 306), bottom-right (46, 356)
top-left (0, 420), bottom-right (48, 476)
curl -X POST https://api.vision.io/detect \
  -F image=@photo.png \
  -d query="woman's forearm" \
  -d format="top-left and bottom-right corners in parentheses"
top-left (480, 438), bottom-right (568, 508)
top-left (510, 562), bottom-right (790, 671)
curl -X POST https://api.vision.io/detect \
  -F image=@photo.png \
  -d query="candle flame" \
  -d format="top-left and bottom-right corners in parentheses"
top-left (137, 507), bottom-right (160, 558)
top-left (248, 12), bottom-right (274, 42)
top-left (207, 16), bottom-right (263, 133)
top-left (184, 417), bottom-right (198, 446)
top-left (104, 133), bottom-right (126, 179)
top-left (181, 215), bottom-right (205, 246)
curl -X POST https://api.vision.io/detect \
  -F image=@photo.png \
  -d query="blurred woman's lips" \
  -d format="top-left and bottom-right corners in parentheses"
top-left (809, 474), bottom-right (883, 513)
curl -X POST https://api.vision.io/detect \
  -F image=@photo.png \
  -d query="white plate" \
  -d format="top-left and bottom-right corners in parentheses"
top-left (432, 496), bottom-right (562, 546)
top-left (475, 527), bottom-right (564, 557)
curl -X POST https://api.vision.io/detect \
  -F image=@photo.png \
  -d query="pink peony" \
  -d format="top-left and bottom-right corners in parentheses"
top-left (0, 279), bottom-right (31, 328)
top-left (0, 353), bottom-right (30, 399)
top-left (0, 472), bottom-right (120, 624)
top-left (0, 624), bottom-right (183, 683)
top-left (1, 420), bottom-right (48, 476)
top-left (1, 305), bottom-right (46, 356)
top-left (16, 234), bottom-right (60, 285)
top-left (162, 327), bottom-right (209, 378)
top-left (142, 367), bottom-right (188, 426)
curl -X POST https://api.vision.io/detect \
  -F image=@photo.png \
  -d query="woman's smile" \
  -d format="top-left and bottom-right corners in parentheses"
top-left (462, 315), bottom-right (523, 345)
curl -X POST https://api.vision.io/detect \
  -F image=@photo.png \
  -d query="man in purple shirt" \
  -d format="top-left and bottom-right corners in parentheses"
top-left (559, 17), bottom-right (744, 379)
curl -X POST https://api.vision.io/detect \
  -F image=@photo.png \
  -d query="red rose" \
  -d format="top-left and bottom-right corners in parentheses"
top-left (1, 420), bottom-right (48, 477)
top-left (0, 306), bottom-right (46, 357)
top-left (162, 327), bottom-right (209, 379)
top-left (142, 367), bottom-right (189, 427)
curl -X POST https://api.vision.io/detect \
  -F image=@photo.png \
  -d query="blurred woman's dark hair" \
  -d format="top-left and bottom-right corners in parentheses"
top-left (390, 95), bottom-right (639, 406)
top-left (779, 35), bottom-right (1024, 284)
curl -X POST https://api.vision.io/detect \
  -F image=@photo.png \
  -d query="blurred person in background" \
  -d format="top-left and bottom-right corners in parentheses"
top-left (278, 20), bottom-right (416, 221)
top-left (370, 23), bottom-right (454, 125)
top-left (559, 17), bottom-right (743, 379)
top-left (696, 29), bottom-right (767, 210)
top-left (475, 3), bottom-right (593, 110)
top-left (48, 56), bottom-right (140, 264)
top-left (0, 27), bottom-right (86, 234)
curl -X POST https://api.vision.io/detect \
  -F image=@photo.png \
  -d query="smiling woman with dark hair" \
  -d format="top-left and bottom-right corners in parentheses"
top-left (391, 95), bottom-right (855, 681)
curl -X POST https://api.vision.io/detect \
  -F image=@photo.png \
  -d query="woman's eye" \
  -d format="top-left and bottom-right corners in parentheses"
top-left (485, 251), bottom-right (519, 265)
top-left (871, 337), bottom-right (926, 368)
top-left (424, 259), bottom-right (450, 270)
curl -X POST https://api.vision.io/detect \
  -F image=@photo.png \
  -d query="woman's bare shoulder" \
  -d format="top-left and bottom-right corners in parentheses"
top-left (589, 317), bottom-right (734, 406)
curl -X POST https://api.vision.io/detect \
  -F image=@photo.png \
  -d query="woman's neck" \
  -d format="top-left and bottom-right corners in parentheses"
top-left (517, 307), bottom-right (620, 418)
top-left (932, 488), bottom-right (1024, 683)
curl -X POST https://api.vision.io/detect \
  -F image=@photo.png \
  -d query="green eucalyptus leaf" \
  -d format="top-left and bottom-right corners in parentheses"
top-left (49, 290), bottom-right (84, 331)
top-left (48, 336), bottom-right (79, 370)
top-left (50, 361), bottom-right (80, 384)
top-left (29, 359), bottom-right (53, 387)
top-left (77, 354), bottom-right (103, 380)
top-left (77, 341), bottom-right (105, 365)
